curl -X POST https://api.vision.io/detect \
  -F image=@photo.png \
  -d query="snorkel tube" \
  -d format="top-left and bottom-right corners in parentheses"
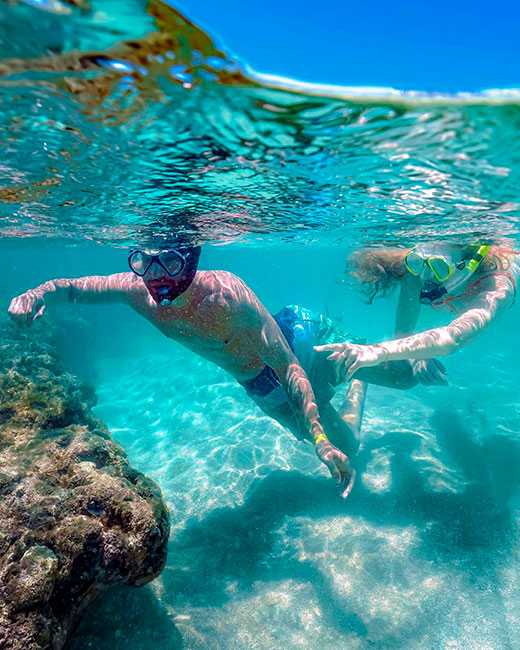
top-left (419, 244), bottom-right (491, 304)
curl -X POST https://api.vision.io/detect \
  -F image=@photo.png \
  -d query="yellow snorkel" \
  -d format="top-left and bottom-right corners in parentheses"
top-left (417, 243), bottom-right (491, 304)
top-left (466, 244), bottom-right (491, 273)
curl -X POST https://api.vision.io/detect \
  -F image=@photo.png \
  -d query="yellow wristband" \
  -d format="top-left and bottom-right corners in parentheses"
top-left (314, 433), bottom-right (328, 445)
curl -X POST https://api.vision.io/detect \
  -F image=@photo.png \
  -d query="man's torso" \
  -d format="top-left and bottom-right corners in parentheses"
top-left (126, 270), bottom-right (276, 382)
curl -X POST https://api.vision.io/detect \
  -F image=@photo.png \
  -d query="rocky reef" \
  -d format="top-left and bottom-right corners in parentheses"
top-left (0, 322), bottom-right (170, 649)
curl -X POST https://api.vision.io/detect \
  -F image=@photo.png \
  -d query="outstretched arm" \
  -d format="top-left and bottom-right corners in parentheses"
top-left (8, 272), bottom-right (138, 324)
top-left (316, 274), bottom-right (514, 381)
top-left (213, 271), bottom-right (354, 495)
top-left (256, 314), bottom-right (355, 496)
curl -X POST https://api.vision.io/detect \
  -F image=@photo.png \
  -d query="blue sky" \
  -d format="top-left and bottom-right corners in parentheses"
top-left (177, 0), bottom-right (519, 93)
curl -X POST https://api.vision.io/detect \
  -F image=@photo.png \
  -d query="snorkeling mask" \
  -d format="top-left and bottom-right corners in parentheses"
top-left (405, 244), bottom-right (491, 304)
top-left (128, 249), bottom-right (187, 277)
top-left (405, 251), bottom-right (459, 283)
top-left (128, 245), bottom-right (202, 305)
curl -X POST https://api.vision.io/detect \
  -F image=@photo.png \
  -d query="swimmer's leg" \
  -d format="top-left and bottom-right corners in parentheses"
top-left (340, 378), bottom-right (367, 443)
top-left (319, 379), bottom-right (367, 457)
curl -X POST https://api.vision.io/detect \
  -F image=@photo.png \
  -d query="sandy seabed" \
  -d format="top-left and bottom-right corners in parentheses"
top-left (72, 349), bottom-right (520, 649)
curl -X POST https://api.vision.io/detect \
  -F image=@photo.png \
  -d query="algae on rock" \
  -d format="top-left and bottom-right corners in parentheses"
top-left (0, 322), bottom-right (170, 649)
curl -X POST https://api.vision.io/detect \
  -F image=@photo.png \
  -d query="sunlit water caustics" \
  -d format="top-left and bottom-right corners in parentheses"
top-left (1, 1), bottom-right (520, 648)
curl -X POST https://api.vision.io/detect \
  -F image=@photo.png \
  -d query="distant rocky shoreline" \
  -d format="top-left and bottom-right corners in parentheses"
top-left (0, 322), bottom-right (170, 649)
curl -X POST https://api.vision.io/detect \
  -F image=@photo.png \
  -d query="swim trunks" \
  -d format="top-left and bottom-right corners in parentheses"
top-left (240, 305), bottom-right (350, 411)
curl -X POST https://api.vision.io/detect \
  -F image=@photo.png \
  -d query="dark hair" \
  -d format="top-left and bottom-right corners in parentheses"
top-left (137, 225), bottom-right (201, 251)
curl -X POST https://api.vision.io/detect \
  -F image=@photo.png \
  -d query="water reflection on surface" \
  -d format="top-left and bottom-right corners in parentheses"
top-left (0, 0), bottom-right (519, 247)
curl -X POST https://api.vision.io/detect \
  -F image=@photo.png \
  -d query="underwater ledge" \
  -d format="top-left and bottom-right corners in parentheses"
top-left (0, 321), bottom-right (170, 649)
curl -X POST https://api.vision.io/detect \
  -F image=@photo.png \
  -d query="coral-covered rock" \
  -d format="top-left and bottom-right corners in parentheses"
top-left (0, 323), bottom-right (170, 649)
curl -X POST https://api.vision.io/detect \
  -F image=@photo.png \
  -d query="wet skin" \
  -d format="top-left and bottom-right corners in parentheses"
top-left (316, 255), bottom-right (517, 382)
top-left (9, 264), bottom-right (356, 496)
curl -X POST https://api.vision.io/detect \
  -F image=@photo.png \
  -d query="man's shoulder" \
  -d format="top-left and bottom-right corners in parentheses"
top-left (196, 270), bottom-right (254, 297)
top-left (195, 270), bottom-right (261, 317)
top-left (198, 269), bottom-right (248, 285)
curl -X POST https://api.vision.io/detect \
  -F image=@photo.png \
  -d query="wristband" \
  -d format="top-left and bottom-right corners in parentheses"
top-left (314, 433), bottom-right (328, 445)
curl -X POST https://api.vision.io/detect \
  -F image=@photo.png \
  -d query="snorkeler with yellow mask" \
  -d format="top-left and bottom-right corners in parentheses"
top-left (315, 242), bottom-right (518, 383)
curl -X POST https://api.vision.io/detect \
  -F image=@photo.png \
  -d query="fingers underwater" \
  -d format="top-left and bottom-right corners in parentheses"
top-left (340, 469), bottom-right (356, 499)
top-left (314, 344), bottom-right (336, 353)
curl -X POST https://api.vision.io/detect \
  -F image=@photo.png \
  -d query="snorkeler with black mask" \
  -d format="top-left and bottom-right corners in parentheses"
top-left (127, 245), bottom-right (201, 305)
top-left (9, 237), bottom-right (363, 497)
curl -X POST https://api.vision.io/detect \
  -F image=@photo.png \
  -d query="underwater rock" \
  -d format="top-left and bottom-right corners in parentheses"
top-left (0, 322), bottom-right (170, 649)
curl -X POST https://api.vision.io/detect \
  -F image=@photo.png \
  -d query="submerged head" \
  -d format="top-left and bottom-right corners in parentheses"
top-left (128, 242), bottom-right (201, 305)
top-left (347, 242), bottom-right (511, 303)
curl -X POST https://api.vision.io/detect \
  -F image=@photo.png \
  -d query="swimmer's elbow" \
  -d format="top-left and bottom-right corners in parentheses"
top-left (439, 339), bottom-right (460, 357)
top-left (447, 307), bottom-right (495, 353)
top-left (442, 324), bottom-right (473, 355)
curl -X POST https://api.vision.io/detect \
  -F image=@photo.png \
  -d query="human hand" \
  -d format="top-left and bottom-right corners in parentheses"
top-left (8, 292), bottom-right (46, 325)
top-left (314, 342), bottom-right (388, 382)
top-left (315, 439), bottom-right (356, 499)
top-left (411, 358), bottom-right (448, 386)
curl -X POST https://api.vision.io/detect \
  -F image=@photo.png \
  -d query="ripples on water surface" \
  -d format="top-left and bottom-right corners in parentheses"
top-left (1, 0), bottom-right (520, 246)
top-left (1, 1), bottom-right (520, 649)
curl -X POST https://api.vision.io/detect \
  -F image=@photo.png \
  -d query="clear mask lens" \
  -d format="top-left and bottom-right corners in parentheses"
top-left (129, 249), bottom-right (186, 277)
top-left (159, 250), bottom-right (185, 276)
top-left (129, 251), bottom-right (148, 275)
top-left (428, 257), bottom-right (452, 282)
top-left (405, 251), bottom-right (425, 276)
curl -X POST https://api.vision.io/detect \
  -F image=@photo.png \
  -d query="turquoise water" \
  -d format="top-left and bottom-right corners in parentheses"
top-left (1, 1), bottom-right (520, 648)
